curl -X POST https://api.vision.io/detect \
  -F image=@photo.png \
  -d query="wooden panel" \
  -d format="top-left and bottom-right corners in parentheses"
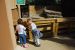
top-left (12, 0), bottom-right (16, 9)
top-left (29, 5), bottom-right (36, 17)
top-left (12, 8), bottom-right (19, 25)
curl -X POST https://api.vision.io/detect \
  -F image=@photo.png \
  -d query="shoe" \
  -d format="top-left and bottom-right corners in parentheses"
top-left (25, 44), bottom-right (29, 48)
top-left (20, 44), bottom-right (23, 47)
top-left (22, 44), bottom-right (29, 48)
top-left (35, 44), bottom-right (41, 47)
top-left (22, 45), bottom-right (25, 48)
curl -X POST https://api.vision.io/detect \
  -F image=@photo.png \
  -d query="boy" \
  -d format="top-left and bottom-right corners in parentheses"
top-left (27, 18), bottom-right (43, 47)
top-left (16, 18), bottom-right (28, 48)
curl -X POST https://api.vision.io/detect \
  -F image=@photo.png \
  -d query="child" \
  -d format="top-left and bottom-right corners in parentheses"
top-left (27, 18), bottom-right (43, 47)
top-left (16, 18), bottom-right (28, 48)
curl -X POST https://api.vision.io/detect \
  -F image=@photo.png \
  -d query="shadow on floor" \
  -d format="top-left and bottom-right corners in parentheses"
top-left (42, 37), bottom-right (75, 47)
top-left (60, 31), bottom-right (75, 39)
top-left (27, 40), bottom-right (35, 46)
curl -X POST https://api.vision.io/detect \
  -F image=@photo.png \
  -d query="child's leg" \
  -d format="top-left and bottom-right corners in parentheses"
top-left (36, 38), bottom-right (40, 45)
top-left (35, 36), bottom-right (40, 46)
top-left (19, 34), bottom-right (23, 46)
top-left (23, 34), bottom-right (29, 48)
top-left (32, 30), bottom-right (40, 46)
top-left (23, 35), bottom-right (26, 44)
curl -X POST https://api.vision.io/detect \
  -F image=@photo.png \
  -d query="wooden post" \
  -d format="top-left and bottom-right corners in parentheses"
top-left (29, 31), bottom-right (33, 41)
top-left (29, 5), bottom-right (36, 17)
top-left (55, 22), bottom-right (59, 37)
top-left (18, 5), bottom-right (21, 18)
top-left (53, 19), bottom-right (56, 37)
top-left (28, 5), bottom-right (36, 41)
top-left (52, 19), bottom-right (58, 37)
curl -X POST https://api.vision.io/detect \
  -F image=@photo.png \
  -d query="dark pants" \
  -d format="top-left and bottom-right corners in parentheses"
top-left (19, 34), bottom-right (26, 44)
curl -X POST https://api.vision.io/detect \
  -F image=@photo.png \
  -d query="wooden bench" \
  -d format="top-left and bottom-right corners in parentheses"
top-left (58, 18), bottom-right (75, 34)
top-left (27, 18), bottom-right (58, 40)
top-left (14, 18), bottom-right (59, 41)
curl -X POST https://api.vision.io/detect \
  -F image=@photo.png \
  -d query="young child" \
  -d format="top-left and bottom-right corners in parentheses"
top-left (16, 18), bottom-right (28, 48)
top-left (27, 18), bottom-right (43, 47)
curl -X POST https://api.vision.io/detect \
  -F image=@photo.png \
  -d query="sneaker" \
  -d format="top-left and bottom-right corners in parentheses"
top-left (22, 45), bottom-right (25, 48)
top-left (20, 44), bottom-right (23, 47)
top-left (35, 44), bottom-right (41, 47)
top-left (25, 44), bottom-right (29, 48)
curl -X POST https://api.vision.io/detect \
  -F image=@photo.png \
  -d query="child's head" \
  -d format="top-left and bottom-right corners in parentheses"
top-left (17, 18), bottom-right (23, 24)
top-left (27, 18), bottom-right (32, 24)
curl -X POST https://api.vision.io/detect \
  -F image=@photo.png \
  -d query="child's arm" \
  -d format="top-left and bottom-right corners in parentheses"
top-left (23, 26), bottom-right (27, 36)
top-left (23, 26), bottom-right (26, 31)
top-left (31, 23), bottom-right (37, 30)
top-left (16, 25), bottom-right (18, 31)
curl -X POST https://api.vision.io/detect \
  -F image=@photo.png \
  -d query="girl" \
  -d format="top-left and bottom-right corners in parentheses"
top-left (27, 18), bottom-right (43, 47)
top-left (16, 18), bottom-right (28, 48)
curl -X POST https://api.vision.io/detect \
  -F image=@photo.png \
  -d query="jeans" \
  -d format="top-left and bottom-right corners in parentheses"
top-left (32, 29), bottom-right (43, 38)
top-left (32, 29), bottom-right (41, 45)
top-left (33, 36), bottom-right (40, 45)
top-left (19, 34), bottom-right (26, 44)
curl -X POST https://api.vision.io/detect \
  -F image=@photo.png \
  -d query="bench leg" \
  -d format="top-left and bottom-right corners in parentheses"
top-left (53, 22), bottom-right (59, 37)
top-left (29, 31), bottom-right (33, 41)
top-left (55, 23), bottom-right (59, 37)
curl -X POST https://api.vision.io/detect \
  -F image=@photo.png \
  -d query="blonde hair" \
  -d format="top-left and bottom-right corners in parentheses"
top-left (27, 18), bottom-right (32, 22)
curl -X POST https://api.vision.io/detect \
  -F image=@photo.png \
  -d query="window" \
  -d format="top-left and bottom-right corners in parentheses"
top-left (20, 4), bottom-right (29, 18)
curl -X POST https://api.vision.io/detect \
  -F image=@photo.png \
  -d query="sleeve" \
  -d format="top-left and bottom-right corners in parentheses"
top-left (16, 25), bottom-right (19, 31)
top-left (16, 25), bottom-right (18, 31)
top-left (34, 23), bottom-right (37, 28)
top-left (32, 23), bottom-right (37, 30)
top-left (23, 26), bottom-right (26, 30)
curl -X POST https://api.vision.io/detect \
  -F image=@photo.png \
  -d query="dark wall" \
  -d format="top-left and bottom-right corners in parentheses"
top-left (34, 0), bottom-right (75, 17)
top-left (28, 0), bottom-right (75, 17)
top-left (62, 0), bottom-right (75, 17)
top-left (34, 0), bottom-right (58, 6)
